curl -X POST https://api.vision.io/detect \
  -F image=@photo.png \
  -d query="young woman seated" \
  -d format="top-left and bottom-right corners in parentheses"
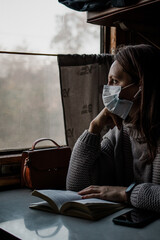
top-left (66, 44), bottom-right (160, 212)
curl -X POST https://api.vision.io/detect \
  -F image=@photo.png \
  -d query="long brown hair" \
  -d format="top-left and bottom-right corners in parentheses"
top-left (115, 44), bottom-right (160, 161)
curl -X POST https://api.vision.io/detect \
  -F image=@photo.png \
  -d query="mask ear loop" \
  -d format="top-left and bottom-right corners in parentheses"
top-left (122, 82), bottom-right (135, 90)
top-left (133, 87), bottom-right (142, 99)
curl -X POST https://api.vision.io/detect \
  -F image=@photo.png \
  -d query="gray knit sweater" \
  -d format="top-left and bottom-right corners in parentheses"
top-left (66, 125), bottom-right (160, 212)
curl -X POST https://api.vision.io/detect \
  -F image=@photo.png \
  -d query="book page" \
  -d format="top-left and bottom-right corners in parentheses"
top-left (30, 201), bottom-right (56, 213)
top-left (72, 198), bottom-right (120, 205)
top-left (61, 198), bottom-right (122, 213)
top-left (32, 190), bottom-right (82, 210)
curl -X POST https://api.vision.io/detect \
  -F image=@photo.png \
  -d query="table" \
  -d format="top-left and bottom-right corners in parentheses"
top-left (0, 189), bottom-right (160, 240)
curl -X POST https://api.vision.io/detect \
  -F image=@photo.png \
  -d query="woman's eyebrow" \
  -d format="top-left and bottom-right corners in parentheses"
top-left (109, 74), bottom-right (120, 80)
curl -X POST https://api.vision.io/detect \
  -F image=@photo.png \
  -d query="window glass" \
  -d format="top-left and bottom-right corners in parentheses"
top-left (0, 54), bottom-right (65, 150)
top-left (0, 0), bottom-right (100, 151)
top-left (0, 0), bottom-right (100, 54)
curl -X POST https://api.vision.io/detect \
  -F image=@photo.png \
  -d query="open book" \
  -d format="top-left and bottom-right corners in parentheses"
top-left (30, 190), bottom-right (125, 220)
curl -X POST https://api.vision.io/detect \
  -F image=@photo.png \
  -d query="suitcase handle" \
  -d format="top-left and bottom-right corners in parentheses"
top-left (31, 138), bottom-right (60, 150)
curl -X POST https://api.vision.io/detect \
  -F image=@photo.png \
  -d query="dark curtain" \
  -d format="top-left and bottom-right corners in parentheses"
top-left (58, 54), bottom-right (113, 149)
top-left (58, 0), bottom-right (140, 11)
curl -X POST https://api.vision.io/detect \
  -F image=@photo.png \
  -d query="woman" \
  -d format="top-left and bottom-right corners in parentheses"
top-left (66, 44), bottom-right (160, 212)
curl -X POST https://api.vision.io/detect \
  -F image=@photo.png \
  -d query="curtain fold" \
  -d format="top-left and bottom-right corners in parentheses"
top-left (58, 54), bottom-right (113, 149)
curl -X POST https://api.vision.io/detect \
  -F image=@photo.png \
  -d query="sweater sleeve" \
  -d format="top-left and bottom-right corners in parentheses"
top-left (130, 183), bottom-right (160, 213)
top-left (66, 130), bottom-right (115, 191)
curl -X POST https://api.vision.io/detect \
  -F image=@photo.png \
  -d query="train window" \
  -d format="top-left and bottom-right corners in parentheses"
top-left (0, 0), bottom-right (100, 152)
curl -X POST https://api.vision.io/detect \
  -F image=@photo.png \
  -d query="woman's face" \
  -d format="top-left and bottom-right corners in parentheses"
top-left (108, 60), bottom-right (132, 86)
top-left (108, 60), bottom-right (140, 101)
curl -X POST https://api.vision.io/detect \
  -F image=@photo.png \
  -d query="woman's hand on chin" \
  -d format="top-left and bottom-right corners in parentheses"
top-left (88, 108), bottom-right (122, 135)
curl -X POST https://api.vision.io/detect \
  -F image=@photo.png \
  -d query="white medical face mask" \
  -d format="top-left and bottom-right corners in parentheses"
top-left (102, 83), bottom-right (139, 120)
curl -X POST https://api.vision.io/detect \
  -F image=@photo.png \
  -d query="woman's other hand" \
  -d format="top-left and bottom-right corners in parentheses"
top-left (88, 108), bottom-right (122, 134)
top-left (78, 185), bottom-right (127, 203)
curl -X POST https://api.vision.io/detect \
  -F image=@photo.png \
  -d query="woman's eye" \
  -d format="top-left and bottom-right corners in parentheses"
top-left (112, 79), bottom-right (118, 85)
top-left (108, 77), bottom-right (119, 85)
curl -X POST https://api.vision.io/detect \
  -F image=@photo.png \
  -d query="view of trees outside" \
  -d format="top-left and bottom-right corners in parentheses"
top-left (50, 12), bottom-right (99, 53)
top-left (0, 1), bottom-right (100, 151)
top-left (0, 54), bottom-right (65, 150)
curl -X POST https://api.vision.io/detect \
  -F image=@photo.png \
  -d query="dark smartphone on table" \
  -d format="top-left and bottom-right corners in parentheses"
top-left (112, 208), bottom-right (159, 228)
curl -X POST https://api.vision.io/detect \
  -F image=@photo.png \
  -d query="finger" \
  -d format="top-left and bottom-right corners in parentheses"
top-left (81, 193), bottom-right (101, 199)
top-left (78, 185), bottom-right (99, 192)
top-left (78, 188), bottom-right (99, 195)
top-left (78, 186), bottom-right (99, 195)
top-left (78, 186), bottom-right (91, 194)
top-left (104, 110), bottom-right (122, 130)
